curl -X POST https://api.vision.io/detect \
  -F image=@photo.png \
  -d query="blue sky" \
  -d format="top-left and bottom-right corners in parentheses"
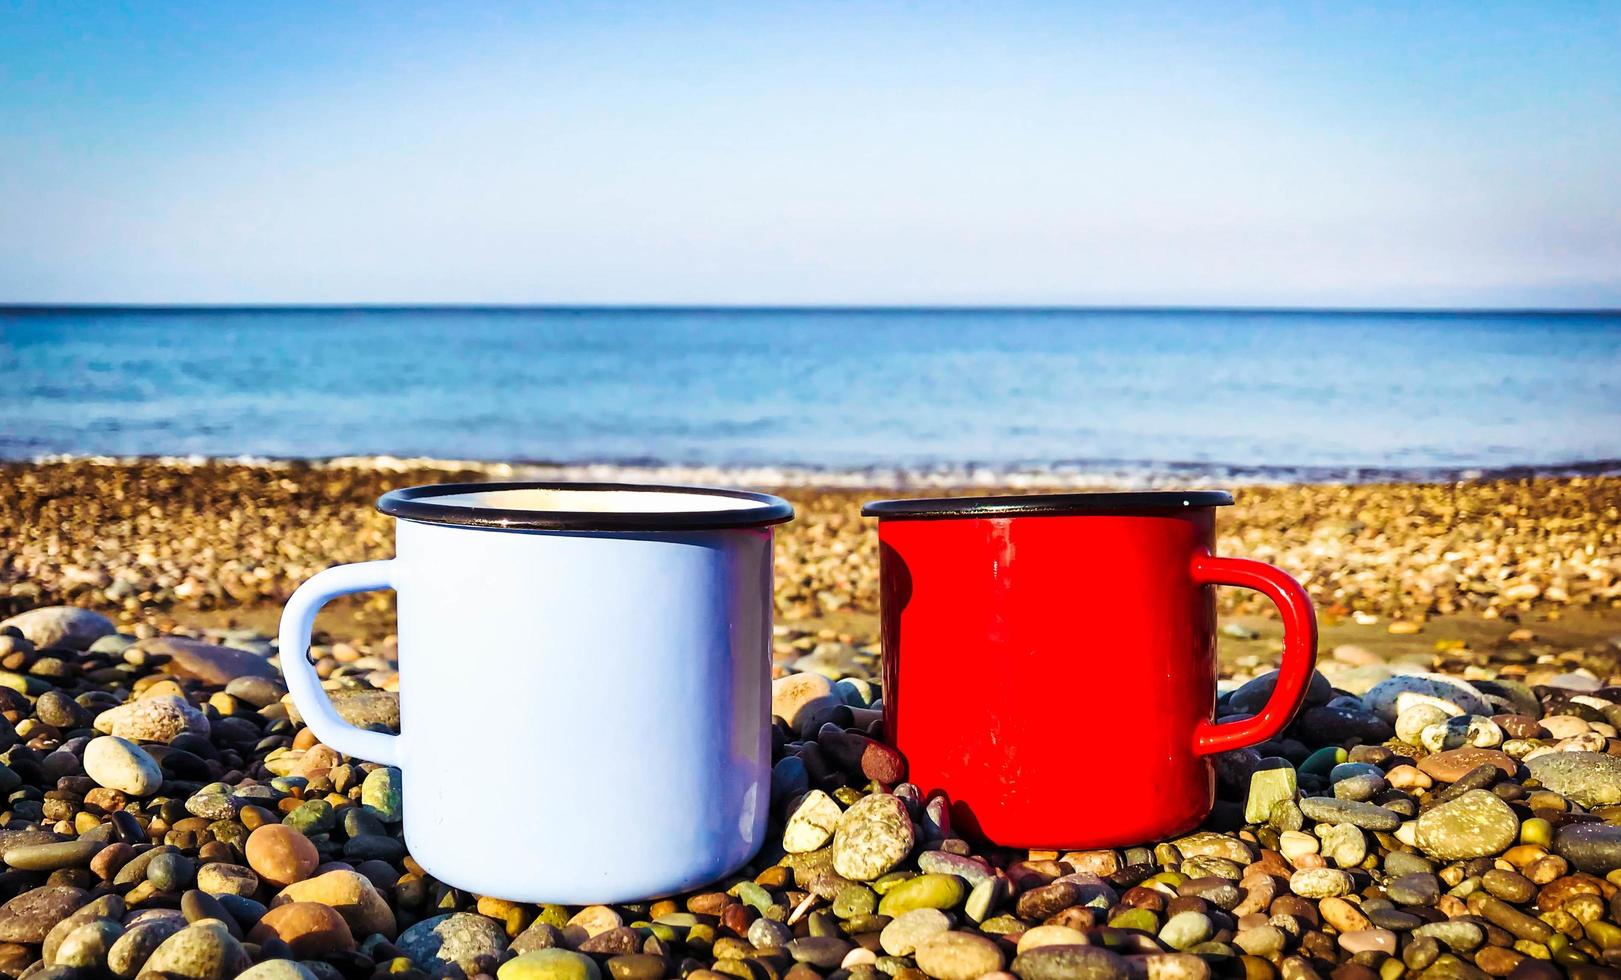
top-left (2, 1), bottom-right (1618, 307)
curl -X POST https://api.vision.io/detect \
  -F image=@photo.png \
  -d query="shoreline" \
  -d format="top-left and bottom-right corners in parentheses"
top-left (2, 459), bottom-right (1617, 639)
top-left (13, 452), bottom-right (1621, 491)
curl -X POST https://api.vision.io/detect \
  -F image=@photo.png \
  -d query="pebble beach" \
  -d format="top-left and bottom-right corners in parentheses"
top-left (0, 459), bottom-right (1619, 980)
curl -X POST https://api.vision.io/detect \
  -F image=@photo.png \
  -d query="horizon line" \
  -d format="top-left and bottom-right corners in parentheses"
top-left (4, 302), bottom-right (1620, 316)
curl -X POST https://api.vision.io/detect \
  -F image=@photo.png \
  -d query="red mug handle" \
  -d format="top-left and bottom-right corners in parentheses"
top-left (1190, 552), bottom-right (1319, 756)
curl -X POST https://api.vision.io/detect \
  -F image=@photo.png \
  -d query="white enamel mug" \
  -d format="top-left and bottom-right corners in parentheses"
top-left (278, 482), bottom-right (793, 902)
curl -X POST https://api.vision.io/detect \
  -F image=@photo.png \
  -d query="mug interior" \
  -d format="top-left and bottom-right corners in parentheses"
top-left (376, 481), bottom-right (794, 532)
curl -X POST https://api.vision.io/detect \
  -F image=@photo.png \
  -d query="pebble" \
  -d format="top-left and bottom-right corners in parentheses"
top-left (0, 886), bottom-right (88, 943)
top-left (359, 766), bottom-right (404, 822)
top-left (237, 961), bottom-right (321, 980)
top-left (1553, 822), bottom-right (1621, 874)
top-left (245, 824), bottom-right (320, 887)
top-left (94, 695), bottom-right (210, 742)
top-left (878, 908), bottom-right (951, 956)
top-left (782, 789), bottom-right (843, 853)
top-left (1415, 746), bottom-right (1517, 782)
top-left (1244, 767), bottom-right (1297, 824)
top-left (396, 912), bottom-right (509, 975)
top-left (141, 919), bottom-right (251, 980)
top-left (1414, 789), bottom-right (1519, 860)
top-left (249, 902), bottom-right (356, 958)
top-left (1289, 868), bottom-right (1353, 898)
top-left (136, 636), bottom-right (279, 684)
top-left (913, 930), bottom-right (1006, 980)
top-left (0, 606), bottom-right (115, 650)
top-left (1526, 751), bottom-right (1621, 806)
top-left (1011, 944), bottom-right (1131, 980)
top-left (1159, 910), bottom-right (1214, 950)
top-left (1363, 674), bottom-right (1491, 721)
top-left (499, 949), bottom-right (602, 980)
top-left (274, 868), bottom-right (396, 937)
top-left (106, 918), bottom-right (185, 977)
top-left (5, 839), bottom-right (104, 871)
top-left (831, 793), bottom-right (914, 880)
top-left (1296, 796), bottom-right (1400, 831)
top-left (875, 872), bottom-right (965, 916)
top-left (83, 735), bottom-right (164, 796)
top-left (771, 673), bottom-right (835, 728)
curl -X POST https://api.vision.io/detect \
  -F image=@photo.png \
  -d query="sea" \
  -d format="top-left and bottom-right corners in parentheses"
top-left (2, 306), bottom-right (1618, 487)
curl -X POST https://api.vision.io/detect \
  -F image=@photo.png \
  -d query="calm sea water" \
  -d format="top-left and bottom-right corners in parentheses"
top-left (2, 307), bottom-right (1618, 483)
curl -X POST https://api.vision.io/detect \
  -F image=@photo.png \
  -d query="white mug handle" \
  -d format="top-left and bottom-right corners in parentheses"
top-left (278, 559), bottom-right (402, 767)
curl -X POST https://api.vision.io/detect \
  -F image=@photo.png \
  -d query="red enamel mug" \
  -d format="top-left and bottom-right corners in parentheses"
top-left (862, 490), bottom-right (1317, 848)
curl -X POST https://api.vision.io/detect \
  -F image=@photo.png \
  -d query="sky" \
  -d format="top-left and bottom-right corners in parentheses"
top-left (1, 1), bottom-right (1619, 308)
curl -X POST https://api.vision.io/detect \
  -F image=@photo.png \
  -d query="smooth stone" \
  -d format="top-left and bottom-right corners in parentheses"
top-left (360, 767), bottom-right (403, 822)
top-left (238, 961), bottom-right (321, 980)
top-left (396, 913), bottom-right (509, 975)
top-left (245, 825), bottom-right (320, 887)
top-left (1297, 797), bottom-right (1400, 831)
top-left (53, 918), bottom-right (123, 969)
top-left (1526, 752), bottom-right (1621, 807)
top-left (1229, 670), bottom-right (1333, 714)
top-left (138, 636), bottom-right (278, 684)
top-left (1414, 789), bottom-right (1519, 860)
top-left (1553, 823), bottom-right (1621, 874)
top-left (94, 696), bottom-right (210, 742)
top-left (785, 936), bottom-right (854, 969)
top-left (106, 918), bottom-right (185, 978)
top-left (876, 873), bottom-right (966, 916)
top-left (5, 839), bottom-right (105, 871)
top-left (141, 920), bottom-right (251, 980)
top-left (1011, 944), bottom-right (1131, 980)
top-left (83, 736), bottom-right (164, 796)
top-left (1234, 925), bottom-right (1287, 958)
top-left (748, 917), bottom-right (793, 949)
top-left (0, 886), bottom-right (89, 943)
top-left (223, 677), bottom-right (287, 708)
top-left (1159, 911), bottom-right (1214, 950)
top-left (914, 931), bottom-right (1006, 980)
top-left (147, 851), bottom-right (195, 891)
top-left (1410, 921), bottom-right (1485, 952)
top-left (1295, 705), bottom-right (1394, 743)
top-left (772, 673), bottom-right (836, 728)
top-left (274, 869), bottom-right (396, 938)
top-left (965, 875), bottom-right (1007, 923)
top-left (249, 902), bottom-right (356, 958)
top-left (1338, 929), bottom-right (1398, 955)
top-left (1385, 873), bottom-right (1441, 906)
top-left (832, 793), bottom-right (915, 881)
top-left (1289, 868), bottom-right (1354, 899)
top-left (879, 908), bottom-right (952, 956)
top-left (498, 949), bottom-right (602, 980)
top-left (783, 790), bottom-right (844, 853)
top-left (0, 606), bottom-right (115, 650)
top-left (1416, 747), bottom-right (1517, 782)
top-left (1363, 675), bottom-right (1491, 721)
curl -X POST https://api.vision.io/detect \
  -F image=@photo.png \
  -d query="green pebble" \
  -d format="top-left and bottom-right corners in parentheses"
top-left (877, 873), bottom-right (966, 916)
top-left (1521, 817), bottom-right (1553, 847)
top-left (645, 924), bottom-right (677, 943)
top-left (1587, 921), bottom-right (1621, 949)
top-left (498, 949), bottom-right (602, 980)
top-left (833, 787), bottom-right (865, 806)
top-left (977, 914), bottom-right (1025, 935)
top-left (870, 871), bottom-right (916, 896)
top-left (1109, 908), bottom-right (1160, 933)
top-left (733, 881), bottom-right (774, 915)
top-left (283, 799), bottom-right (336, 834)
top-left (1301, 746), bottom-right (1349, 777)
top-left (653, 913), bottom-right (700, 928)
top-left (361, 767), bottom-right (403, 822)
top-left (833, 884), bottom-right (878, 918)
top-left (535, 905), bottom-right (571, 929)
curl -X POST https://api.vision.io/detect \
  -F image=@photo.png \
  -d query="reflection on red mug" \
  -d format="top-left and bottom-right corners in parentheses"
top-left (863, 491), bottom-right (1317, 849)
